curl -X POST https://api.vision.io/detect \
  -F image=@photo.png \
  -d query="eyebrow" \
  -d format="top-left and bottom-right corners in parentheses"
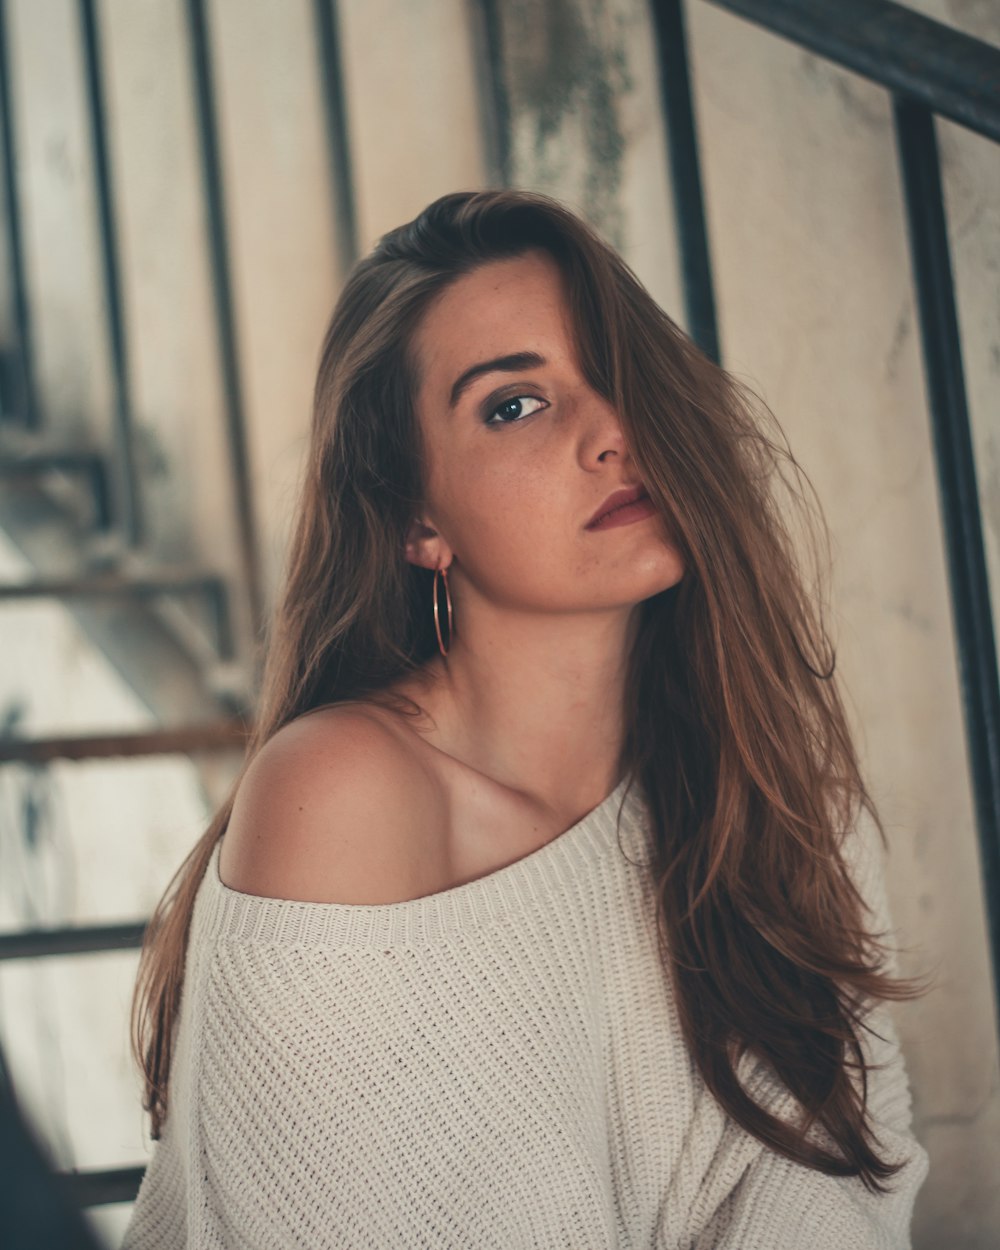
top-left (448, 351), bottom-right (546, 408)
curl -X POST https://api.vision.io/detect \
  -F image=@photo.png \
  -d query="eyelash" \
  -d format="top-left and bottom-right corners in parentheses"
top-left (483, 394), bottom-right (549, 427)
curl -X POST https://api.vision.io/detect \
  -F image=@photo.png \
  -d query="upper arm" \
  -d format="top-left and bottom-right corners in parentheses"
top-left (218, 706), bottom-right (447, 904)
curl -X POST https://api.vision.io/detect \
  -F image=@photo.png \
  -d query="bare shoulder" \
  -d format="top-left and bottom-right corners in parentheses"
top-left (218, 703), bottom-right (449, 904)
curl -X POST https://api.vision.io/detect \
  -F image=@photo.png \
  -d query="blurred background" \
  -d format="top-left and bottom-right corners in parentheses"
top-left (0, 0), bottom-right (997, 1246)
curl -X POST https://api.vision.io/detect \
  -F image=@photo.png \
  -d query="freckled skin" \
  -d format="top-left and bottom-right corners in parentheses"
top-left (220, 255), bottom-right (690, 907)
top-left (404, 249), bottom-right (685, 615)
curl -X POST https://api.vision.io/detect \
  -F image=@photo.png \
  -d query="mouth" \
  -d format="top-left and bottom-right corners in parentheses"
top-left (585, 483), bottom-right (650, 529)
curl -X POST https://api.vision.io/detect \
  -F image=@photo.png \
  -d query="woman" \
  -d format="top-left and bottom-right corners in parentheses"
top-left (123, 189), bottom-right (930, 1248)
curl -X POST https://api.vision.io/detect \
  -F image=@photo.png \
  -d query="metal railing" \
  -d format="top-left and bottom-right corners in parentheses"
top-left (0, 0), bottom-right (350, 1215)
top-left (648, 0), bottom-right (1000, 1050)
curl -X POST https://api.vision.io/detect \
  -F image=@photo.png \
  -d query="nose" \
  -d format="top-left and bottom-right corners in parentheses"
top-left (580, 390), bottom-right (630, 465)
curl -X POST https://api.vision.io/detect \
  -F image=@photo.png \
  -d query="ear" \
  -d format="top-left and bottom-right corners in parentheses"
top-left (403, 516), bottom-right (453, 571)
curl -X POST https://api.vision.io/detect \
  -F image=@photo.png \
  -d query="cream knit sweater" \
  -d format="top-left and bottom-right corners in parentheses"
top-left (122, 776), bottom-right (929, 1249)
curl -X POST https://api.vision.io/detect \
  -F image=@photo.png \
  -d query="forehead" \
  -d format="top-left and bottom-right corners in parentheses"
top-left (412, 250), bottom-right (575, 399)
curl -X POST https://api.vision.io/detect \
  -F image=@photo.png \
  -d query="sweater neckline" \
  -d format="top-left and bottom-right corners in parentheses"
top-left (202, 773), bottom-right (647, 948)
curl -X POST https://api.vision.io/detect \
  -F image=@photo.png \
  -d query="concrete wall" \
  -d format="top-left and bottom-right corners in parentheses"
top-left (1, 1), bottom-right (997, 1245)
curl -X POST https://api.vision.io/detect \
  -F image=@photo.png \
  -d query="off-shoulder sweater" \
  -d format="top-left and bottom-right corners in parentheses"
top-left (122, 775), bottom-right (929, 1249)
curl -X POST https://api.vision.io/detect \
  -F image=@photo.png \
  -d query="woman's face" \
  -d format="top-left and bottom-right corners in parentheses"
top-left (405, 248), bottom-right (685, 615)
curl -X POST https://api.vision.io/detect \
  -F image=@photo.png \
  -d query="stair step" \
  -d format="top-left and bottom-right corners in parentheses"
top-left (0, 718), bottom-right (251, 763)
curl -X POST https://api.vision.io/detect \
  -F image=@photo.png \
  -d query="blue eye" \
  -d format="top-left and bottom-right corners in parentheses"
top-left (484, 395), bottom-right (548, 426)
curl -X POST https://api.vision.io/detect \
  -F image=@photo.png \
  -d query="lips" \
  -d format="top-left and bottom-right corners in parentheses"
top-left (585, 483), bottom-right (649, 529)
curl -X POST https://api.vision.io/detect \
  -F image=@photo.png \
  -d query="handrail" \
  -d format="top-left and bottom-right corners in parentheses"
top-left (705, 0), bottom-right (1000, 144)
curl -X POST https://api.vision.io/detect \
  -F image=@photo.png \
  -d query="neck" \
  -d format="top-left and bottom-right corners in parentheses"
top-left (414, 597), bottom-right (638, 812)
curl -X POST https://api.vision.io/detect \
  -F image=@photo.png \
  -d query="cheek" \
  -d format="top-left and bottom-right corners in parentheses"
top-left (442, 461), bottom-right (567, 563)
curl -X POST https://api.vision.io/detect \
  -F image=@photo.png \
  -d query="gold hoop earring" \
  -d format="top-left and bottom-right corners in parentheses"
top-left (433, 563), bottom-right (453, 657)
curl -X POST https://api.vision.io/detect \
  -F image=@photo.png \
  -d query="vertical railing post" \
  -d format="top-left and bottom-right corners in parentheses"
top-left (470, 0), bottom-right (511, 188)
top-left (893, 95), bottom-right (1000, 1042)
top-left (78, 0), bottom-right (141, 545)
top-left (312, 0), bottom-right (358, 276)
top-left (184, 0), bottom-right (264, 644)
top-left (648, 0), bottom-right (721, 364)
top-left (0, 0), bottom-right (39, 427)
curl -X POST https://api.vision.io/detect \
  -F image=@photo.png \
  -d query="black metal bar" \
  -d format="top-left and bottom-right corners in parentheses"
top-left (0, 448), bottom-right (104, 475)
top-left (204, 575), bottom-right (235, 660)
top-left (893, 95), bottom-right (1000, 1040)
top-left (78, 0), bottom-right (140, 544)
top-left (0, 0), bottom-right (39, 427)
top-left (58, 1165), bottom-right (145, 1208)
top-left (0, 719), bottom-right (250, 763)
top-left (88, 452), bottom-right (111, 529)
top-left (0, 569), bottom-right (224, 600)
top-left (470, 0), bottom-right (511, 187)
top-left (0, 922), bottom-right (147, 961)
top-left (705, 0), bottom-right (1000, 145)
top-left (0, 442), bottom-right (112, 527)
top-left (648, 0), bottom-right (721, 363)
top-left (312, 0), bottom-right (359, 272)
top-left (184, 0), bottom-right (264, 639)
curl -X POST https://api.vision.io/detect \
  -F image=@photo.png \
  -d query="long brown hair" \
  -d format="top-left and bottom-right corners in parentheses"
top-left (131, 189), bottom-right (929, 1191)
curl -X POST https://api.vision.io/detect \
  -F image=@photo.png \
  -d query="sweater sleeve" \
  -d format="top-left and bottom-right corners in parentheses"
top-left (690, 806), bottom-right (930, 1250)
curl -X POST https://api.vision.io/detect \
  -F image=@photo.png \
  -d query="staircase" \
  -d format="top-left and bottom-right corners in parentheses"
top-left (0, 0), bottom-right (258, 1234)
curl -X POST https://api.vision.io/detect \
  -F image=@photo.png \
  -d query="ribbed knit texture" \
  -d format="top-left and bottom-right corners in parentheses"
top-left (122, 776), bottom-right (929, 1249)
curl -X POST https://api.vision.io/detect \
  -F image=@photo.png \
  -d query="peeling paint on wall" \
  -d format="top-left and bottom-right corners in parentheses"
top-left (493, 0), bottom-right (634, 244)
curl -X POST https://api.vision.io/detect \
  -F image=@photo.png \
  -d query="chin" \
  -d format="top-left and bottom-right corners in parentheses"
top-left (637, 546), bottom-right (686, 590)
